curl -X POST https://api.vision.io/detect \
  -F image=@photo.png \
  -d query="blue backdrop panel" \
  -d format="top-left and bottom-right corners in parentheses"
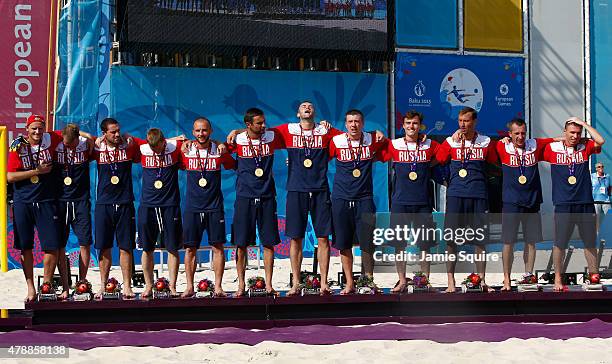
top-left (108, 66), bottom-right (389, 259)
top-left (395, 53), bottom-right (524, 137)
top-left (395, 0), bottom-right (457, 48)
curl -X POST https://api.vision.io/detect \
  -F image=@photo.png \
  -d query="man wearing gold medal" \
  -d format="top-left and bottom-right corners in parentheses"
top-left (541, 117), bottom-right (605, 291)
top-left (328, 109), bottom-right (387, 294)
top-left (91, 118), bottom-right (140, 299)
top-left (133, 128), bottom-right (184, 297)
top-left (227, 108), bottom-right (285, 296)
top-left (7, 114), bottom-right (63, 302)
top-left (435, 107), bottom-right (499, 292)
top-left (180, 118), bottom-right (235, 297)
top-left (379, 111), bottom-right (439, 292)
top-left (53, 124), bottom-right (95, 291)
top-left (495, 119), bottom-right (556, 291)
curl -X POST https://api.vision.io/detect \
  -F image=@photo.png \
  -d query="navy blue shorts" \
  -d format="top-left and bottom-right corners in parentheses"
top-left (12, 201), bottom-right (61, 251)
top-left (554, 204), bottom-right (597, 249)
top-left (59, 200), bottom-right (92, 247)
top-left (183, 210), bottom-right (226, 248)
top-left (138, 205), bottom-right (183, 253)
top-left (444, 196), bottom-right (489, 246)
top-left (94, 203), bottom-right (136, 251)
top-left (502, 203), bottom-right (542, 244)
top-left (390, 204), bottom-right (436, 250)
top-left (232, 197), bottom-right (280, 248)
top-left (285, 190), bottom-right (332, 239)
top-left (331, 198), bottom-right (376, 252)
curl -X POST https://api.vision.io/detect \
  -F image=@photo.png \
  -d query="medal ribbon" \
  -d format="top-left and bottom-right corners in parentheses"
top-left (62, 143), bottom-right (74, 179)
top-left (26, 141), bottom-right (43, 171)
top-left (460, 132), bottom-right (478, 171)
top-left (247, 135), bottom-right (264, 171)
top-left (563, 143), bottom-right (576, 178)
top-left (346, 133), bottom-right (364, 170)
top-left (104, 142), bottom-right (119, 178)
top-left (153, 142), bottom-right (167, 180)
top-left (300, 124), bottom-right (313, 159)
top-left (404, 136), bottom-right (420, 172)
top-left (513, 143), bottom-right (525, 177)
top-left (197, 142), bottom-right (212, 181)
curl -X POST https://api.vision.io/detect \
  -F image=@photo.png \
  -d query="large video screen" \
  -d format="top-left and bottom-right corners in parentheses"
top-left (123, 0), bottom-right (389, 52)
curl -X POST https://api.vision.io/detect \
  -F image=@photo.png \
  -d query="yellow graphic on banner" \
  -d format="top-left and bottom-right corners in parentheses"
top-left (464, 0), bottom-right (523, 52)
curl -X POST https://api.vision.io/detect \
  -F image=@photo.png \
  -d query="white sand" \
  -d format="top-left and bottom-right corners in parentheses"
top-left (1, 255), bottom-right (610, 364)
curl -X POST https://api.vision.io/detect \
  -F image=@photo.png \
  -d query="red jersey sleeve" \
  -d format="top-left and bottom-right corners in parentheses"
top-left (269, 127), bottom-right (286, 150)
top-left (378, 138), bottom-right (393, 162)
top-left (435, 139), bottom-right (452, 165)
top-left (328, 127), bottom-right (344, 137)
top-left (486, 139), bottom-right (499, 164)
top-left (129, 138), bottom-right (142, 163)
top-left (328, 138), bottom-right (338, 160)
top-left (535, 138), bottom-right (554, 160)
top-left (585, 139), bottom-right (601, 156)
top-left (221, 153), bottom-right (237, 170)
top-left (7, 150), bottom-right (22, 172)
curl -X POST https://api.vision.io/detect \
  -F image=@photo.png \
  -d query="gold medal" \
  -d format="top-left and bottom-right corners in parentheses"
top-left (255, 168), bottom-right (264, 177)
top-left (409, 171), bottom-right (418, 181)
top-left (64, 176), bottom-right (73, 186)
top-left (154, 180), bottom-right (163, 189)
top-left (458, 168), bottom-right (468, 178)
top-left (110, 176), bottom-right (120, 185)
top-left (303, 158), bottom-right (313, 168)
top-left (198, 178), bottom-right (208, 187)
top-left (352, 169), bottom-right (361, 178)
top-left (518, 175), bottom-right (527, 185)
top-left (30, 175), bottom-right (39, 184)
top-left (568, 176), bottom-right (577, 185)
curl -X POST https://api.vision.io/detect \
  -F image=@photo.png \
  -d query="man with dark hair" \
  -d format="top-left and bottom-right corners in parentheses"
top-left (436, 107), bottom-right (498, 292)
top-left (379, 111), bottom-right (439, 292)
top-left (180, 117), bottom-right (235, 297)
top-left (328, 109), bottom-right (386, 294)
top-left (54, 123), bottom-right (94, 287)
top-left (227, 108), bottom-right (285, 296)
top-left (541, 117), bottom-right (606, 291)
top-left (7, 114), bottom-right (63, 302)
top-left (132, 128), bottom-right (184, 297)
top-left (91, 118), bottom-right (140, 299)
top-left (496, 118), bottom-right (556, 290)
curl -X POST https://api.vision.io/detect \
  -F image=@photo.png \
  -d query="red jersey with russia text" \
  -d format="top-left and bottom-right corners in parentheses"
top-left (53, 134), bottom-right (92, 201)
top-left (228, 129), bottom-right (284, 199)
top-left (435, 133), bottom-right (498, 199)
top-left (180, 141), bottom-right (236, 212)
top-left (496, 138), bottom-right (552, 208)
top-left (379, 137), bottom-right (439, 206)
top-left (8, 132), bottom-right (63, 203)
top-left (274, 123), bottom-right (343, 192)
top-left (328, 132), bottom-right (385, 200)
top-left (92, 139), bottom-right (140, 204)
top-left (135, 138), bottom-right (182, 207)
top-left (542, 140), bottom-right (600, 205)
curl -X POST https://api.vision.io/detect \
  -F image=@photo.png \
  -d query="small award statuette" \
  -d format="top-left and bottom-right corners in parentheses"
top-left (407, 272), bottom-right (431, 293)
top-left (102, 277), bottom-right (122, 300)
top-left (198, 177), bottom-right (207, 188)
top-left (247, 276), bottom-right (268, 297)
top-left (408, 171), bottom-right (418, 181)
top-left (154, 180), bottom-right (164, 189)
top-left (153, 277), bottom-right (172, 299)
top-left (110, 175), bottom-right (120, 185)
top-left (72, 279), bottom-right (93, 301)
top-left (195, 279), bottom-right (214, 298)
top-left (303, 158), bottom-right (313, 168)
top-left (355, 275), bottom-right (380, 295)
top-left (30, 175), bottom-right (40, 184)
top-left (458, 168), bottom-right (468, 178)
top-left (517, 272), bottom-right (541, 292)
top-left (518, 175), bottom-right (527, 185)
top-left (568, 176), bottom-right (577, 185)
top-left (63, 176), bottom-right (73, 186)
top-left (352, 169), bottom-right (361, 178)
top-left (582, 273), bottom-right (604, 292)
top-left (461, 273), bottom-right (484, 293)
top-left (254, 168), bottom-right (264, 177)
top-left (300, 274), bottom-right (321, 296)
top-left (37, 281), bottom-right (57, 302)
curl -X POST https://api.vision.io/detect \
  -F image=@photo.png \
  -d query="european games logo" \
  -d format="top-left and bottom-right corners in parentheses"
top-left (499, 83), bottom-right (509, 96)
top-left (414, 80), bottom-right (425, 97)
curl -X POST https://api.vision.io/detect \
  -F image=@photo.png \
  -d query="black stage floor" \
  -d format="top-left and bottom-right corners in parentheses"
top-left (2, 286), bottom-right (610, 332)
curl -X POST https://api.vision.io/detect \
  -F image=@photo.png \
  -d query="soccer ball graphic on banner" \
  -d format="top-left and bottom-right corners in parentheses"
top-left (439, 68), bottom-right (484, 119)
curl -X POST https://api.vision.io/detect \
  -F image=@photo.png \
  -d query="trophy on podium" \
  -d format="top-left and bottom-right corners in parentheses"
top-left (102, 277), bottom-right (122, 300)
top-left (153, 277), bottom-right (172, 299)
top-left (247, 276), bottom-right (267, 297)
top-left (356, 275), bottom-right (380, 295)
top-left (582, 273), bottom-right (603, 291)
top-left (461, 273), bottom-right (483, 293)
top-left (38, 281), bottom-right (57, 302)
top-left (73, 279), bottom-right (93, 301)
top-left (407, 272), bottom-right (432, 293)
top-left (301, 274), bottom-right (321, 296)
top-left (517, 273), bottom-right (541, 292)
top-left (195, 279), bottom-right (214, 298)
